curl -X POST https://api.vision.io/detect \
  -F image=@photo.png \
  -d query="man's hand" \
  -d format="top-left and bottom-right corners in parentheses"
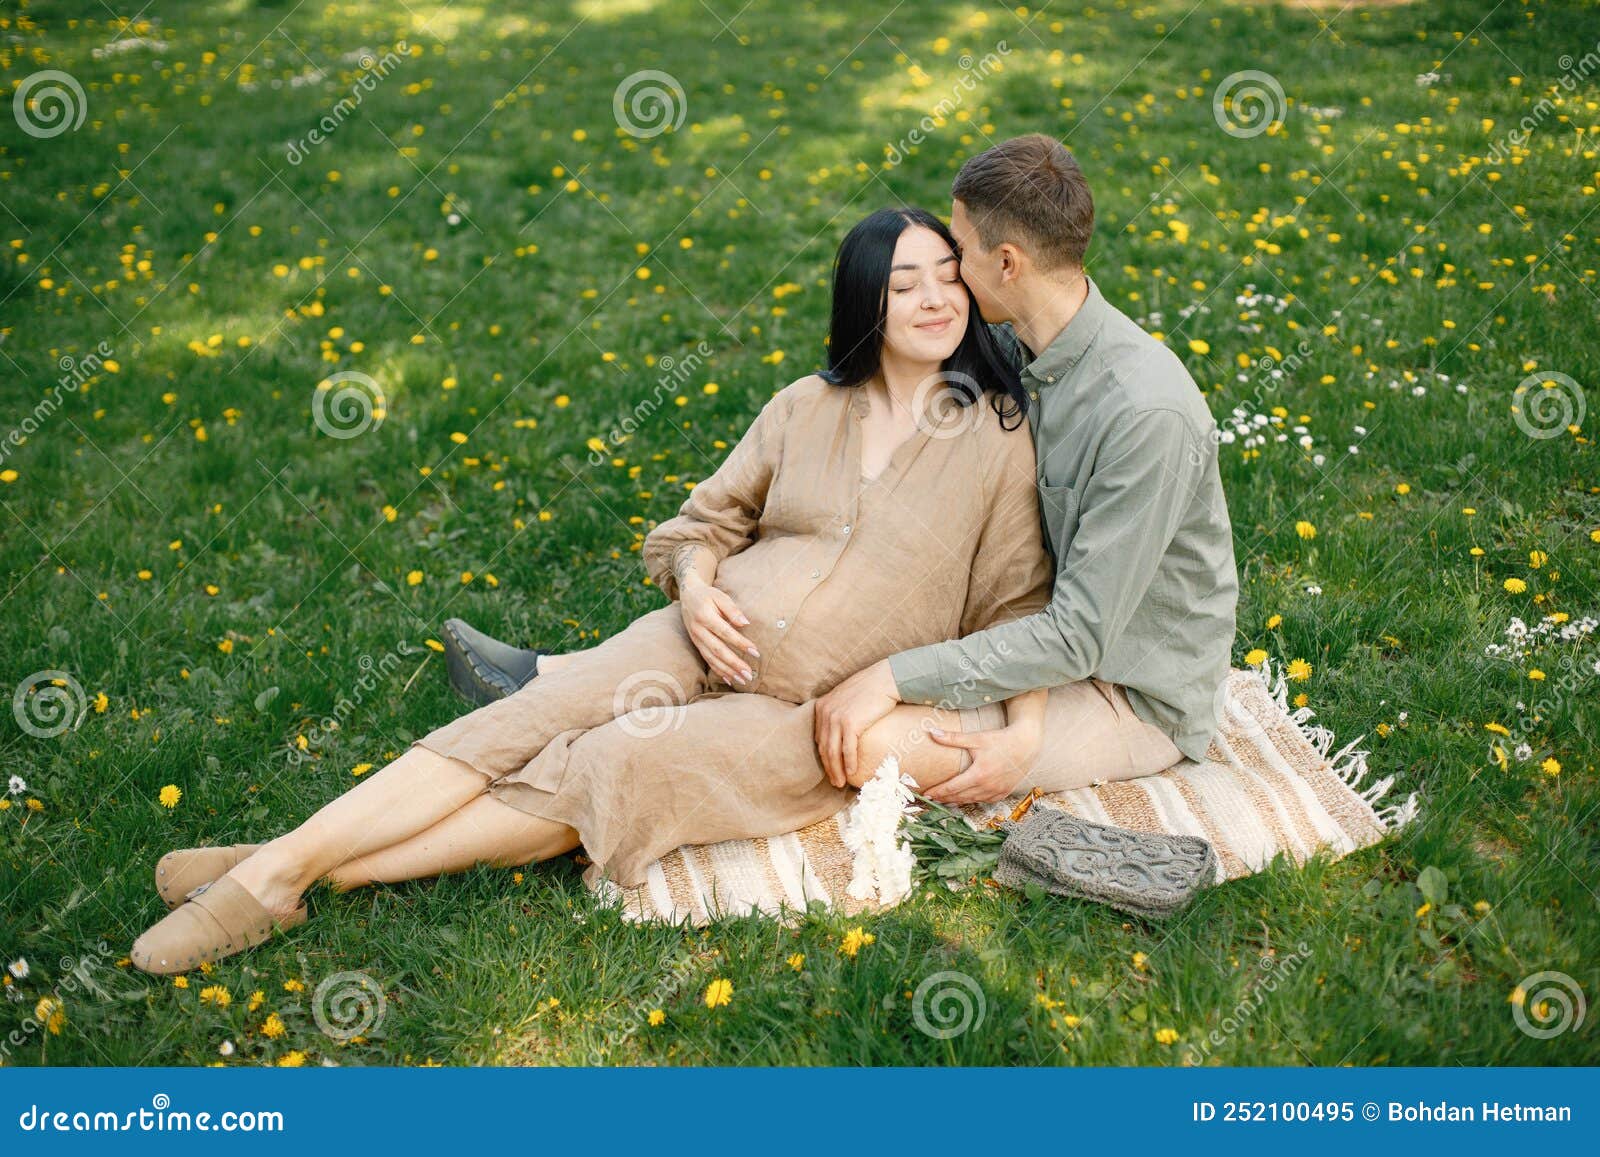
top-left (922, 717), bottom-right (1043, 805)
top-left (814, 660), bottom-right (901, 788)
top-left (679, 572), bottom-right (759, 686)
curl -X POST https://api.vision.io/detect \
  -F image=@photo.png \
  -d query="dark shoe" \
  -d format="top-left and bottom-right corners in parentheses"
top-left (442, 618), bottom-right (547, 706)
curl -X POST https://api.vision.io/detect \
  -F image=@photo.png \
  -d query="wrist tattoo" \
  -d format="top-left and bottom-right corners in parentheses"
top-left (672, 545), bottom-right (703, 587)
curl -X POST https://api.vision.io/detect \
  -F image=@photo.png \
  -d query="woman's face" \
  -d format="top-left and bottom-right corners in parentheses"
top-left (879, 225), bottom-right (969, 364)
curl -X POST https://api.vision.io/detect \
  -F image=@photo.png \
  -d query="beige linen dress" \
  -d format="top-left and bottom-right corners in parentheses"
top-left (413, 375), bottom-right (1053, 886)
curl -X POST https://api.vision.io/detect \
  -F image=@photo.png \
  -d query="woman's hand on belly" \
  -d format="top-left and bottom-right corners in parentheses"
top-left (680, 571), bottom-right (760, 686)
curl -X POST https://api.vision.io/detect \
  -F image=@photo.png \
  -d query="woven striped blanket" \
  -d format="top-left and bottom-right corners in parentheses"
top-left (583, 661), bottom-right (1419, 925)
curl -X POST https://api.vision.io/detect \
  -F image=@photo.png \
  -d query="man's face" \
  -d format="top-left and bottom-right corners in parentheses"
top-left (950, 199), bottom-right (1009, 324)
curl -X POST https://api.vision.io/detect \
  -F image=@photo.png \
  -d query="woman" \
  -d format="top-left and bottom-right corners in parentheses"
top-left (131, 208), bottom-right (1055, 973)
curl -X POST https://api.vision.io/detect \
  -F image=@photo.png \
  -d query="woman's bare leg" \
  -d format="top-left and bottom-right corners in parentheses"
top-left (326, 796), bottom-right (579, 890)
top-left (853, 704), bottom-right (968, 790)
top-left (224, 747), bottom-right (490, 918)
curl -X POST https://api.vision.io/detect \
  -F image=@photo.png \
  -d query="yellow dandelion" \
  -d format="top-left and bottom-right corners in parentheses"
top-left (261, 1012), bottom-right (286, 1038)
top-left (648, 1009), bottom-right (665, 1026)
top-left (704, 978), bottom-right (733, 1008)
top-left (1154, 1028), bottom-right (1179, 1045)
top-left (839, 926), bottom-right (876, 958)
top-left (1286, 659), bottom-right (1313, 681)
top-left (1503, 578), bottom-right (1527, 593)
top-left (1294, 520), bottom-right (1316, 540)
top-left (1243, 647), bottom-right (1268, 665)
top-left (158, 784), bottom-right (182, 809)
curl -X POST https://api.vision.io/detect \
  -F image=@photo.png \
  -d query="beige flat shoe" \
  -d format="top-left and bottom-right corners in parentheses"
top-left (155, 844), bottom-right (262, 909)
top-left (131, 877), bottom-right (307, 975)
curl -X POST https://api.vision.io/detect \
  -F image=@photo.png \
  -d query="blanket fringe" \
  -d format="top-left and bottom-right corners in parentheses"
top-left (1247, 657), bottom-right (1420, 833)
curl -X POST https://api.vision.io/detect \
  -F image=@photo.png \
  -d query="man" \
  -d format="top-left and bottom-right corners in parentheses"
top-left (814, 134), bottom-right (1237, 802)
top-left (445, 133), bottom-right (1238, 806)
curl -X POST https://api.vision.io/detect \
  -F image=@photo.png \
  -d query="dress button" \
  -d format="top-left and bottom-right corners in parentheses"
top-left (776, 619), bottom-right (787, 629)
top-left (842, 524), bottom-right (852, 535)
top-left (811, 569), bottom-right (821, 579)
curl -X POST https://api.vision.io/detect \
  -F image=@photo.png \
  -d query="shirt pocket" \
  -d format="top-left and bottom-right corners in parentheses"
top-left (1037, 480), bottom-right (1082, 563)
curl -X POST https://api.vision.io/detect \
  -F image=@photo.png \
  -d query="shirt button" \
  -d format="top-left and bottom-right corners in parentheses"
top-left (842, 524), bottom-right (852, 535)
top-left (1047, 375), bottom-right (1057, 383)
top-left (776, 619), bottom-right (787, 629)
top-left (983, 695), bottom-right (993, 702)
top-left (1029, 390), bottom-right (1038, 400)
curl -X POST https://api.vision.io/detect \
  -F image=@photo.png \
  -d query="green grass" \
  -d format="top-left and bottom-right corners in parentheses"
top-left (2, 0), bottom-right (1598, 1066)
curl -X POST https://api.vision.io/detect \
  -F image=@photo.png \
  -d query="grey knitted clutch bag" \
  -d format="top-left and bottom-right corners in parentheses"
top-left (993, 809), bottom-right (1216, 919)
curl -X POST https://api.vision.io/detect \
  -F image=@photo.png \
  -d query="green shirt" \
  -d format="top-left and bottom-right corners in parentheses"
top-left (888, 277), bottom-right (1239, 763)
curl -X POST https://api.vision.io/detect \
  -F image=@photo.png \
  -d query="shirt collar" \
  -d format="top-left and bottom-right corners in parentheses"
top-left (1022, 275), bottom-right (1106, 388)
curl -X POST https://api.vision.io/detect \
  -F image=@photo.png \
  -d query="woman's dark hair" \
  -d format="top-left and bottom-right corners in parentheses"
top-left (818, 206), bottom-right (1027, 430)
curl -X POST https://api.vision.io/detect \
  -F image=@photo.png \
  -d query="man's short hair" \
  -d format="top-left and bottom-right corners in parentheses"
top-left (952, 134), bottom-right (1094, 271)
